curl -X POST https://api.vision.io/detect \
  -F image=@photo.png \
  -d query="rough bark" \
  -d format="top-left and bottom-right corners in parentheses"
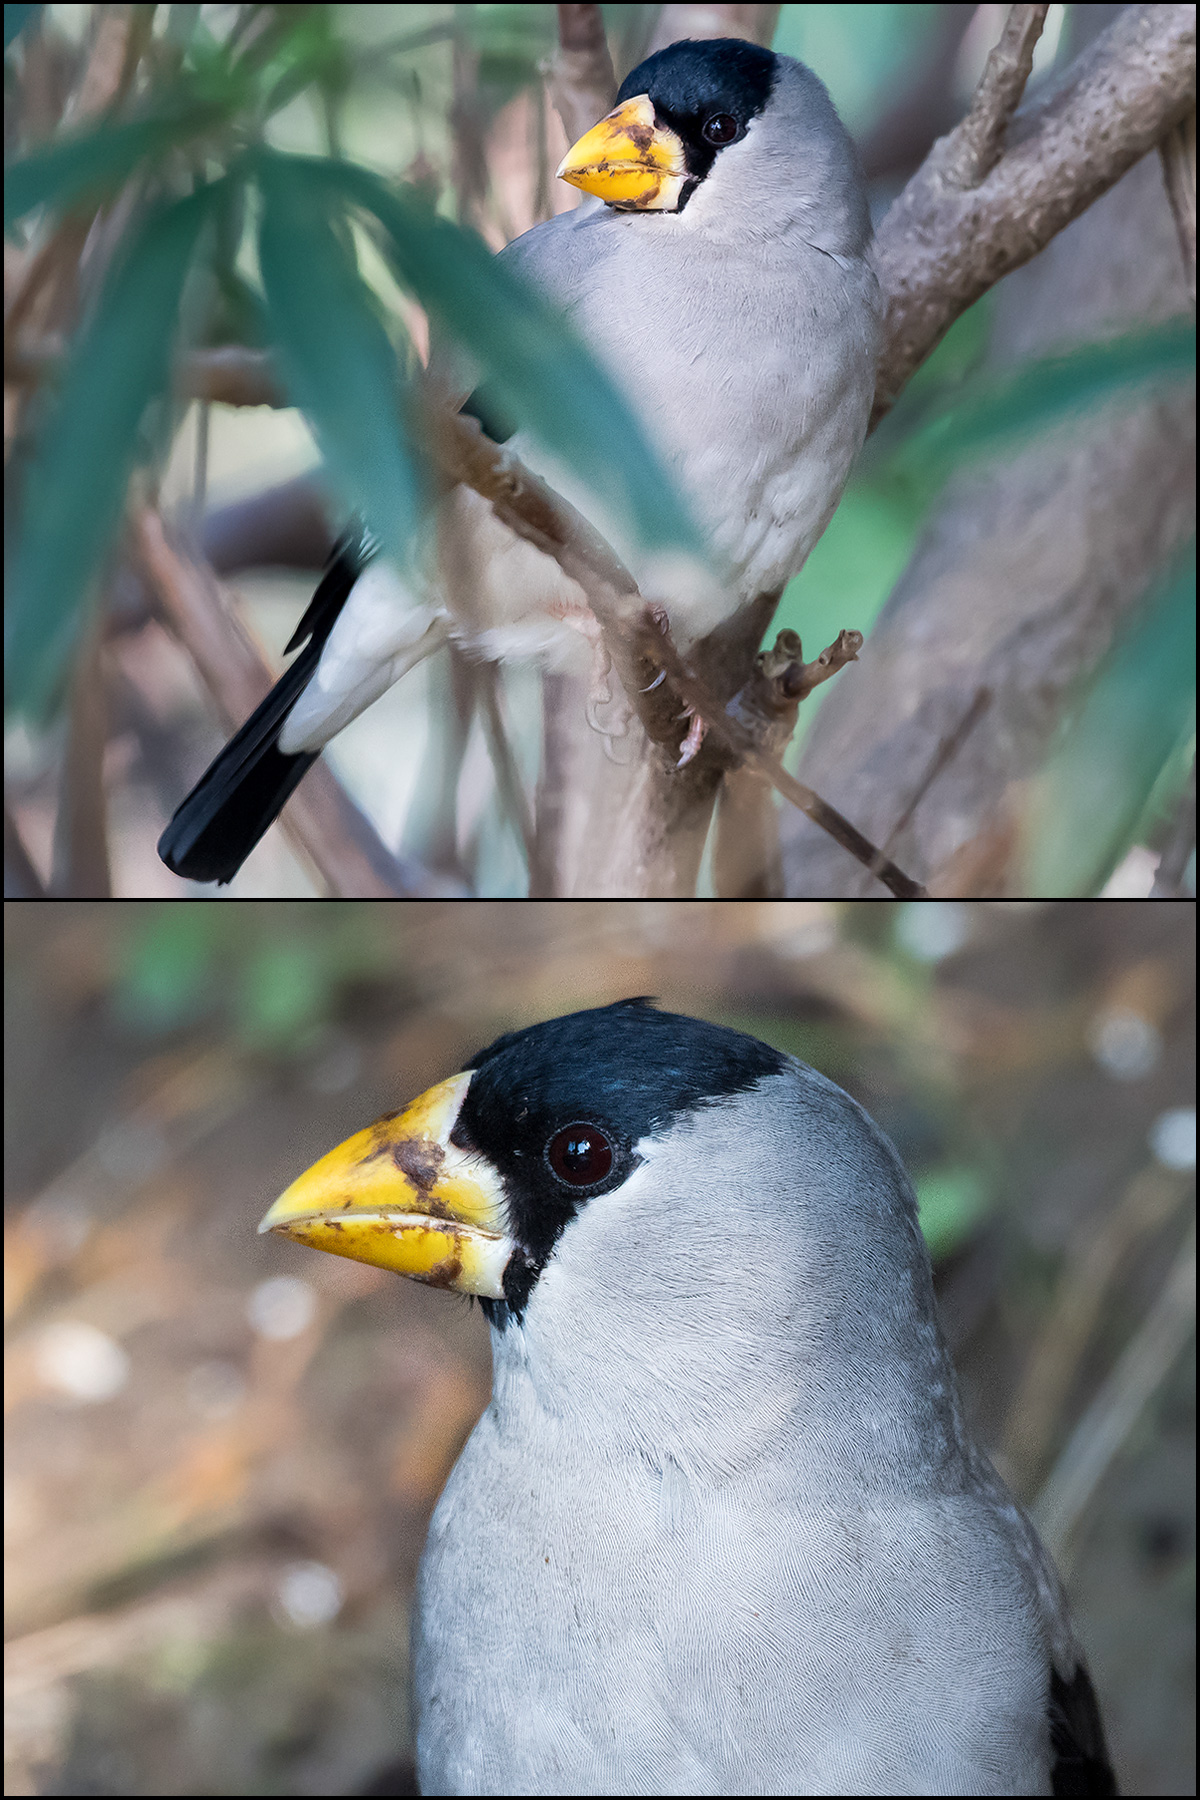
top-left (783, 139), bottom-right (1195, 897)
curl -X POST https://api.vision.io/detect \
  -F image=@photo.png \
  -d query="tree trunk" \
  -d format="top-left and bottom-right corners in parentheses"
top-left (783, 131), bottom-right (1195, 897)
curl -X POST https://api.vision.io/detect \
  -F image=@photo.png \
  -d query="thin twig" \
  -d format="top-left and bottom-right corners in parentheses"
top-left (865, 686), bottom-right (992, 887)
top-left (1031, 1222), bottom-right (1195, 1568)
top-left (1003, 1165), bottom-right (1190, 1485)
top-left (941, 3), bottom-right (1048, 189)
top-left (872, 2), bottom-right (1197, 423)
top-left (715, 628), bottom-right (859, 898)
top-left (636, 624), bottom-right (927, 898)
top-left (476, 662), bottom-right (537, 871)
top-left (1158, 106), bottom-right (1197, 304)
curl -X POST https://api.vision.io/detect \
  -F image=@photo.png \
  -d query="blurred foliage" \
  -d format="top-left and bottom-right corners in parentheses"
top-left (774, 4), bottom-right (1195, 894)
top-left (467, 2), bottom-right (556, 96)
top-left (7, 183), bottom-right (221, 715)
top-left (782, 307), bottom-right (1195, 705)
top-left (784, 299), bottom-right (1195, 888)
top-left (7, 3), bottom-right (1192, 894)
top-left (111, 902), bottom-right (395, 1048)
top-left (111, 897), bottom-right (1004, 1256)
top-left (720, 1010), bottom-right (863, 1088)
top-left (915, 1164), bottom-right (992, 1259)
top-left (253, 153), bottom-right (427, 574)
top-left (6, 901), bottom-right (1193, 1795)
top-left (1021, 545), bottom-right (1197, 896)
top-left (773, 2), bottom-right (944, 135)
top-left (892, 321), bottom-right (1197, 492)
top-left (4, 3), bottom-right (695, 718)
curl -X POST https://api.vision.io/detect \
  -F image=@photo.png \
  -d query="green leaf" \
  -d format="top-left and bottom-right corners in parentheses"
top-left (255, 153), bottom-right (424, 567)
top-left (899, 322), bottom-right (1196, 477)
top-left (6, 184), bottom-right (217, 714)
top-left (1021, 545), bottom-right (1197, 896)
top-left (5, 108), bottom-right (226, 231)
top-left (5, 5), bottom-right (41, 52)
top-left (300, 156), bottom-right (700, 555)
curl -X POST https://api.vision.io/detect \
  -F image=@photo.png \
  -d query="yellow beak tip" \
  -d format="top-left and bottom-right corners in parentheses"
top-left (253, 1072), bottom-right (509, 1297)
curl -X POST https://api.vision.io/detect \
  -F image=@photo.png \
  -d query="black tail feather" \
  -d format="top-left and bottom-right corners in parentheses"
top-left (157, 527), bottom-right (372, 884)
top-left (157, 644), bottom-right (322, 883)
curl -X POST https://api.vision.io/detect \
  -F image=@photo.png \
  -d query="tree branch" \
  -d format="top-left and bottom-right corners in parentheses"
top-left (646, 4), bottom-right (782, 57)
top-left (714, 629), bottom-right (864, 897)
top-left (19, 5), bottom-right (1190, 895)
top-left (544, 5), bottom-right (616, 149)
top-left (1158, 105), bottom-right (1197, 302)
top-left (12, 341), bottom-right (913, 894)
top-left (426, 409), bottom-right (925, 896)
top-left (873, 1), bottom-right (1197, 421)
top-left (940, 3), bottom-right (1049, 189)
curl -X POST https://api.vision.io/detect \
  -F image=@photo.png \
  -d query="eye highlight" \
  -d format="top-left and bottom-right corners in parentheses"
top-left (546, 1124), bottom-right (614, 1187)
top-left (702, 113), bottom-right (739, 146)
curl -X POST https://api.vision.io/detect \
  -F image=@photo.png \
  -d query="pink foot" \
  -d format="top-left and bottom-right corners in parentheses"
top-left (676, 710), bottom-right (708, 767)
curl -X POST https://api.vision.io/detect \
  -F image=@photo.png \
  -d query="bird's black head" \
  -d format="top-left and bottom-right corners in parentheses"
top-left (454, 998), bottom-right (787, 1325)
top-left (616, 38), bottom-right (779, 190)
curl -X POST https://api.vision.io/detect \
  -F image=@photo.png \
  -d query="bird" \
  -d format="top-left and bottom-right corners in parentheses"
top-left (158, 36), bottom-right (882, 883)
top-left (259, 998), bottom-right (1118, 1797)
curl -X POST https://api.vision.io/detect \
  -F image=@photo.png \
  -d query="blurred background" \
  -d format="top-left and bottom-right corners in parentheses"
top-left (3, 898), bottom-right (1195, 1794)
top-left (5, 3), bottom-right (1194, 899)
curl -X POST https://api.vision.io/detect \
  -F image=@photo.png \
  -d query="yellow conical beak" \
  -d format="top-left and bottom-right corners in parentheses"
top-left (557, 93), bottom-right (689, 210)
top-left (258, 1071), bottom-right (512, 1299)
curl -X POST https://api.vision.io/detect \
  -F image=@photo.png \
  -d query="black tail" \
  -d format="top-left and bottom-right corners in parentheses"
top-left (158, 527), bottom-right (374, 884)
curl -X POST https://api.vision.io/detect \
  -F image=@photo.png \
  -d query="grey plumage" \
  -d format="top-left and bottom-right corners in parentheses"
top-left (498, 53), bottom-right (880, 610)
top-left (160, 39), bottom-right (882, 880)
top-left (260, 999), bottom-right (1116, 1796)
top-left (277, 43), bottom-right (881, 752)
top-left (415, 1050), bottom-right (1098, 1795)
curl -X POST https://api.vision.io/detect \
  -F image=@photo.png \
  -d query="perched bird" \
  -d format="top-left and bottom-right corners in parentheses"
top-left (159, 37), bottom-right (881, 883)
top-left (260, 999), bottom-right (1117, 1797)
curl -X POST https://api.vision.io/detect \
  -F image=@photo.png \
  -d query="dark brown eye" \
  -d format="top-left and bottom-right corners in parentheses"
top-left (702, 113), bottom-right (738, 146)
top-left (546, 1124), bottom-right (614, 1187)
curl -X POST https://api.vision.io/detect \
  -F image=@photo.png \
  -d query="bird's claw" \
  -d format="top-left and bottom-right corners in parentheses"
top-left (676, 710), bottom-right (708, 767)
